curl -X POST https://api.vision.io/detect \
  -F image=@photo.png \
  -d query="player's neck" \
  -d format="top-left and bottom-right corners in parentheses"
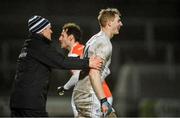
top-left (70, 42), bottom-right (78, 51)
top-left (101, 28), bottom-right (113, 39)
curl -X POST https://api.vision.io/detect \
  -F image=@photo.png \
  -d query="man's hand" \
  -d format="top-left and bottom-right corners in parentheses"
top-left (89, 55), bottom-right (103, 70)
top-left (100, 98), bottom-right (112, 117)
top-left (57, 86), bottom-right (66, 96)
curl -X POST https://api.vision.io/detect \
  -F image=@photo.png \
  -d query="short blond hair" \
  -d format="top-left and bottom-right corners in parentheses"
top-left (98, 8), bottom-right (121, 27)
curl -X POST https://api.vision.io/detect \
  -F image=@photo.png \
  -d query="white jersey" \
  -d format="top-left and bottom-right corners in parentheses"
top-left (74, 31), bottom-right (112, 93)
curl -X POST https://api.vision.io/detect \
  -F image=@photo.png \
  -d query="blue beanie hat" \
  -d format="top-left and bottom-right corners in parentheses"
top-left (28, 15), bottom-right (51, 33)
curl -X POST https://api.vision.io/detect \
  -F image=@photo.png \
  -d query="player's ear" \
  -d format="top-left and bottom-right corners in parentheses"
top-left (69, 34), bottom-right (75, 41)
top-left (107, 20), bottom-right (111, 27)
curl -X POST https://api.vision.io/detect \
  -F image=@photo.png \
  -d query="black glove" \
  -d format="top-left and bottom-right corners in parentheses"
top-left (57, 86), bottom-right (65, 96)
top-left (100, 97), bottom-right (112, 117)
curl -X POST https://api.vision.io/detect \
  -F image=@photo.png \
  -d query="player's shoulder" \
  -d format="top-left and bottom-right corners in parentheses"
top-left (77, 43), bottom-right (84, 49)
top-left (92, 32), bottom-right (107, 43)
top-left (86, 31), bottom-right (108, 47)
top-left (71, 43), bottom-right (84, 56)
top-left (93, 31), bottom-right (106, 39)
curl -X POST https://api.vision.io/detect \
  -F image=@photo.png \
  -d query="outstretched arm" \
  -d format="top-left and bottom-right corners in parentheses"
top-left (64, 71), bottom-right (80, 90)
top-left (57, 71), bottom-right (80, 95)
top-left (28, 43), bottom-right (102, 70)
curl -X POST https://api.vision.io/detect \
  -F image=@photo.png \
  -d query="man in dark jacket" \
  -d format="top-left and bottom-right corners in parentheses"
top-left (10, 15), bottom-right (102, 117)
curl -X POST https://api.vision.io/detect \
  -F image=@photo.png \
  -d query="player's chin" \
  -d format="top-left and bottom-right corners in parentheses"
top-left (114, 31), bottom-right (119, 35)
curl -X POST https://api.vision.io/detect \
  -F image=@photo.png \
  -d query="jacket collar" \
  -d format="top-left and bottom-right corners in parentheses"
top-left (29, 33), bottom-right (52, 44)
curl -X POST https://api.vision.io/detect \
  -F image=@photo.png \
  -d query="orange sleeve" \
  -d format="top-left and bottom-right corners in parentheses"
top-left (102, 81), bottom-right (112, 98)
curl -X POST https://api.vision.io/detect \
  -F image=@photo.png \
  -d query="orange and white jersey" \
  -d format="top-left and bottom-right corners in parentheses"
top-left (68, 42), bottom-right (84, 58)
top-left (63, 43), bottom-right (84, 90)
top-left (68, 43), bottom-right (84, 74)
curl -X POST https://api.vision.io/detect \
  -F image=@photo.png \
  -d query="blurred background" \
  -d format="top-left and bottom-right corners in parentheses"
top-left (0, 0), bottom-right (180, 117)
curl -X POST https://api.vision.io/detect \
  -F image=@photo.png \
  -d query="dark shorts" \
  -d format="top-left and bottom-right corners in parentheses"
top-left (11, 108), bottom-right (48, 117)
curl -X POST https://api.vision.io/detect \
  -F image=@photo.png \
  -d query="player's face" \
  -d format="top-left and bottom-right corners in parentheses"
top-left (59, 30), bottom-right (71, 49)
top-left (110, 14), bottom-right (123, 35)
